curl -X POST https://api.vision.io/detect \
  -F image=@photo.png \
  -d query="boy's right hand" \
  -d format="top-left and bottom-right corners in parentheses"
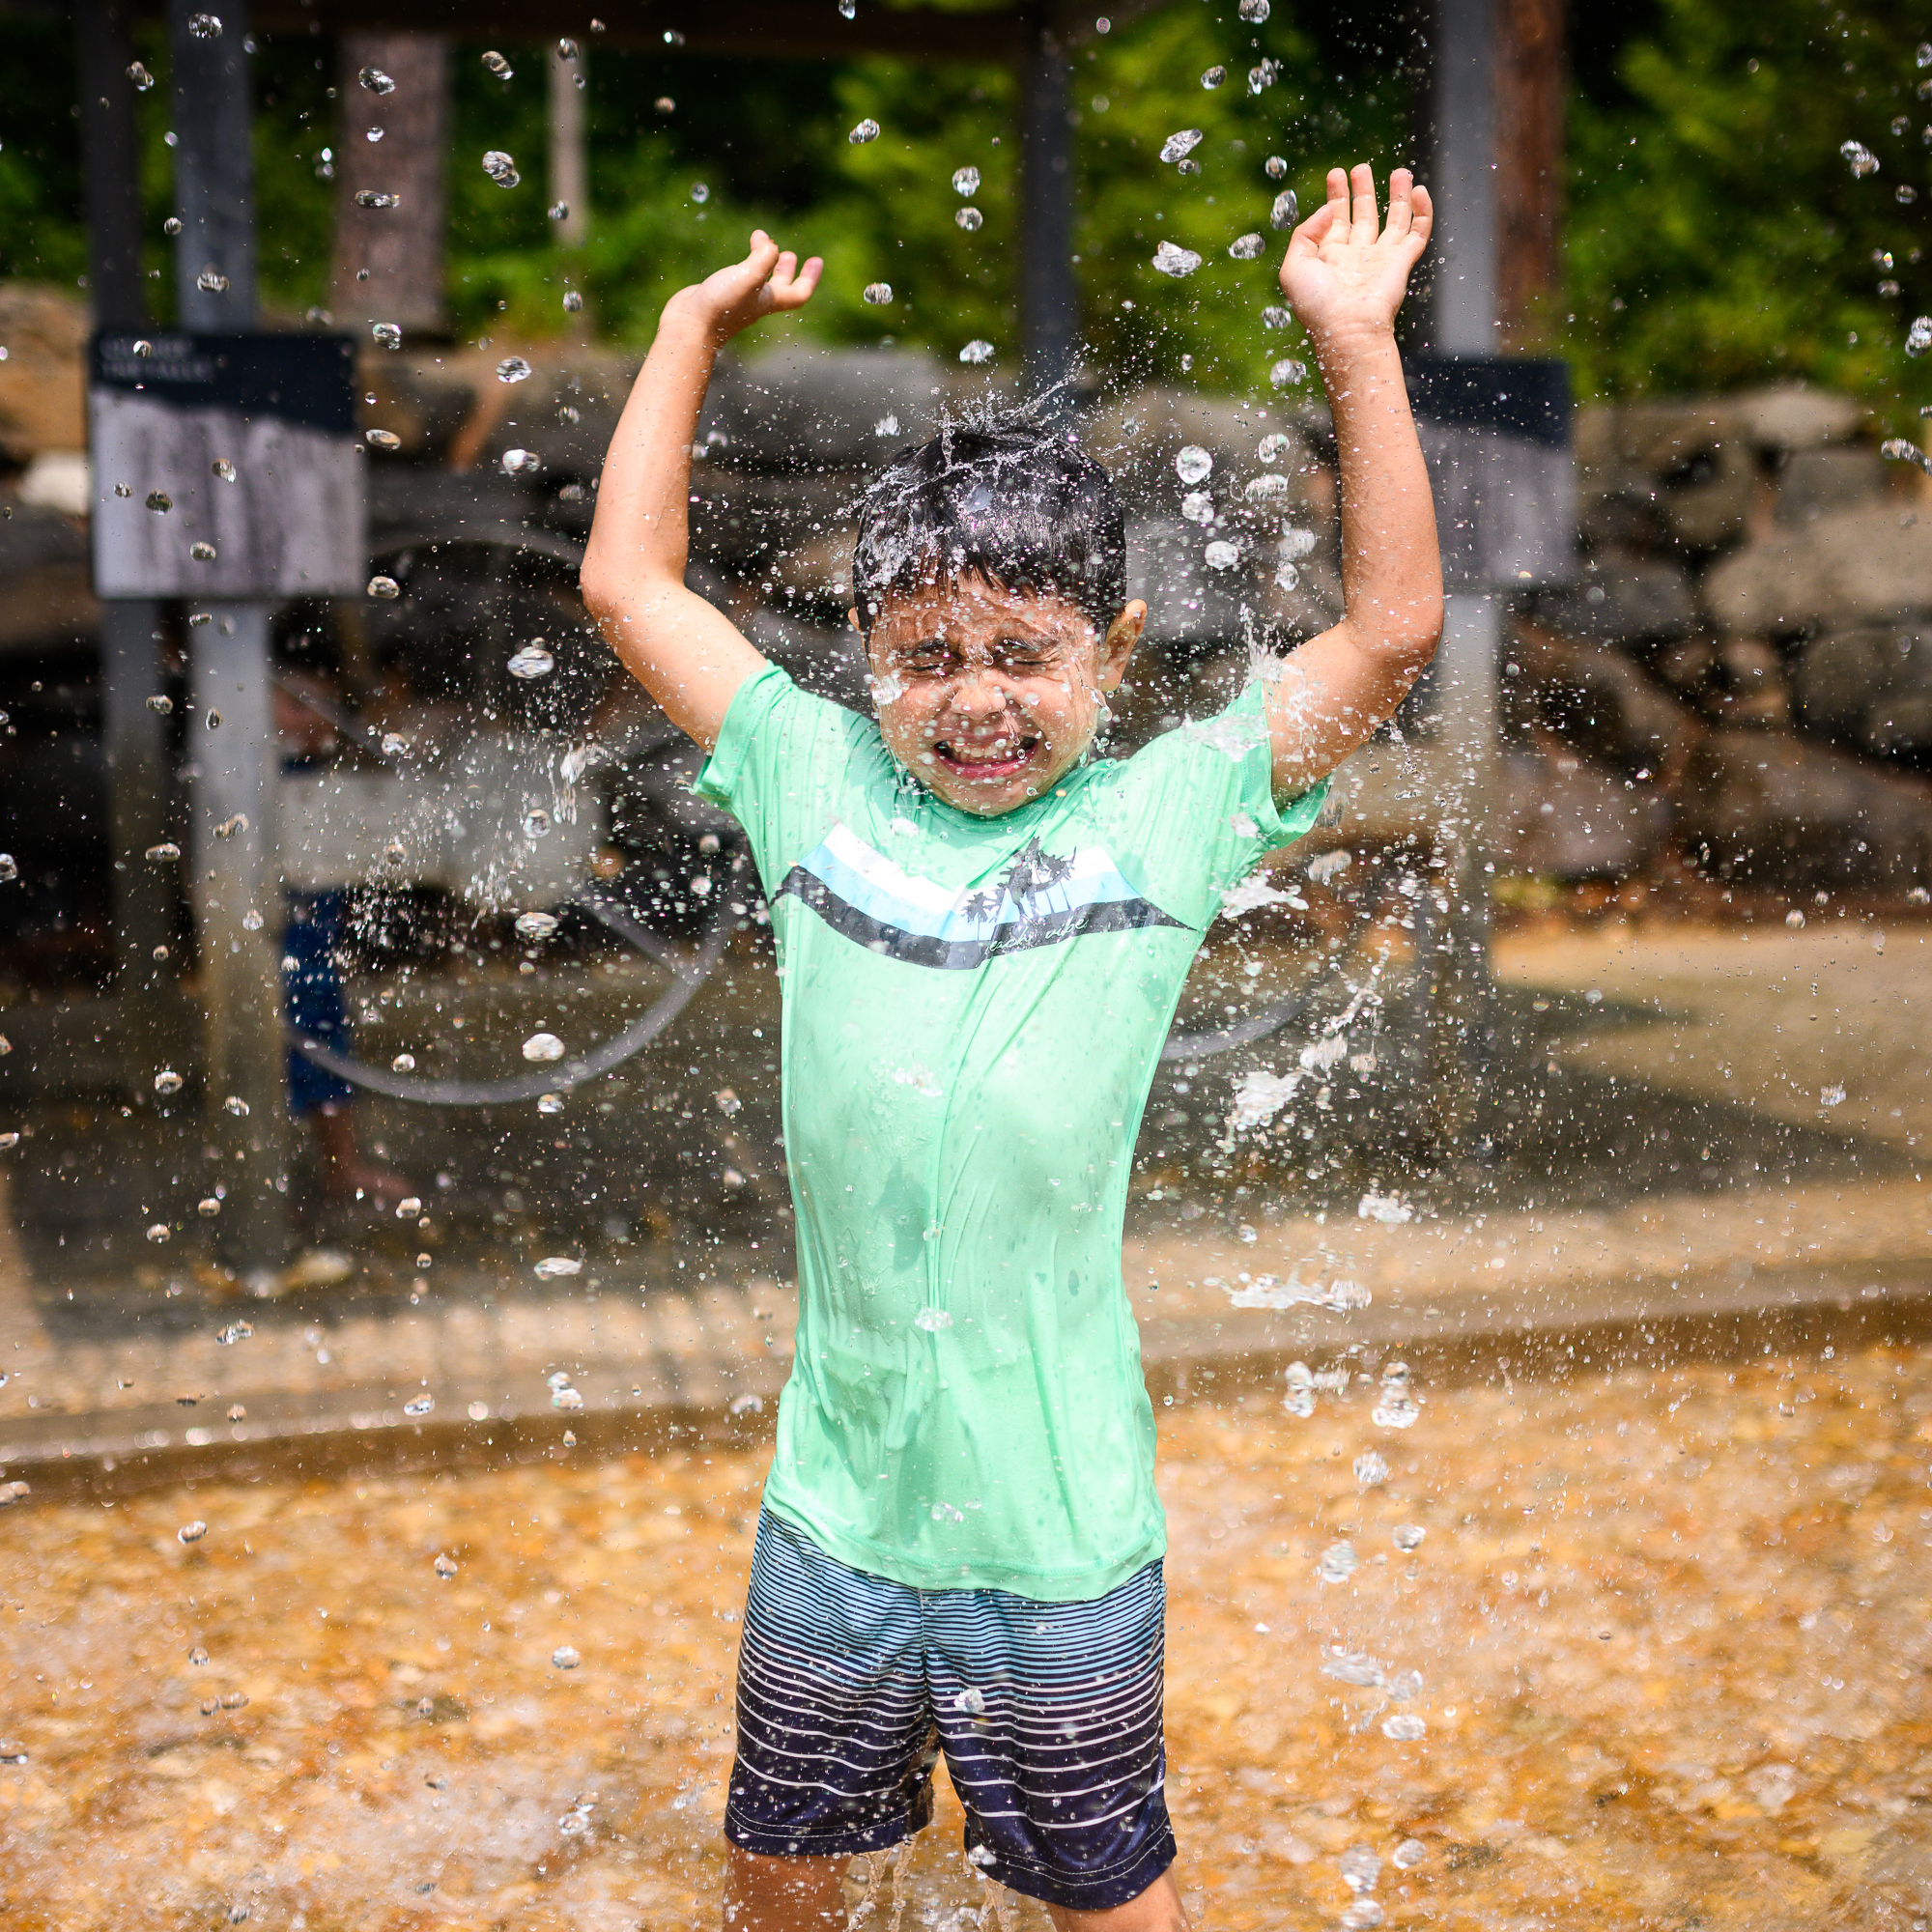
top-left (667, 230), bottom-right (823, 349)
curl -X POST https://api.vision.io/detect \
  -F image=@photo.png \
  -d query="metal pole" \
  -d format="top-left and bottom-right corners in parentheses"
top-left (1429, 0), bottom-right (1500, 1151)
top-left (1018, 22), bottom-right (1076, 398)
top-left (170, 0), bottom-right (290, 1273)
top-left (78, 0), bottom-right (182, 1076)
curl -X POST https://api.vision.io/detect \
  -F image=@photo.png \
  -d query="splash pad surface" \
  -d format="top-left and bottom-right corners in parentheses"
top-left (2, 1342), bottom-right (1928, 1929)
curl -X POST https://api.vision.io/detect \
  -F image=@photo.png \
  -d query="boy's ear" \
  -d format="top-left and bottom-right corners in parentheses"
top-left (848, 607), bottom-right (863, 632)
top-left (1099, 600), bottom-right (1147, 690)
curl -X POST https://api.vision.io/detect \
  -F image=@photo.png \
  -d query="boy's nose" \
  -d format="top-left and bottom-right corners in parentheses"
top-left (947, 668), bottom-right (1013, 720)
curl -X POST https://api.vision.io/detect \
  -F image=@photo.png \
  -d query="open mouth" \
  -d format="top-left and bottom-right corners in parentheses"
top-left (933, 736), bottom-right (1040, 782)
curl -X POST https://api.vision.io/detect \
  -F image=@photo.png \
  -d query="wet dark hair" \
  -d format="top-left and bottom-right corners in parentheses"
top-left (851, 413), bottom-right (1126, 639)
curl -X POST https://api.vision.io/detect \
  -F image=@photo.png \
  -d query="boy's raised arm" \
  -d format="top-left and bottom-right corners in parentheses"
top-left (580, 233), bottom-right (822, 752)
top-left (1264, 165), bottom-right (1445, 798)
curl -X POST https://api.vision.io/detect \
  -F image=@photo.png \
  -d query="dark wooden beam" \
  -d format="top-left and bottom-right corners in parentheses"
top-left (248, 0), bottom-right (1033, 63)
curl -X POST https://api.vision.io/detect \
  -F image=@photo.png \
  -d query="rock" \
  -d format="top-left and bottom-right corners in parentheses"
top-left (1532, 547), bottom-right (1698, 644)
top-left (698, 346), bottom-right (962, 471)
top-left (1730, 383), bottom-right (1865, 454)
top-left (1677, 726), bottom-right (1932, 890)
top-left (1791, 622), bottom-right (1932, 757)
top-left (1650, 638), bottom-right (1790, 726)
top-left (1506, 623), bottom-right (1702, 775)
top-left (1492, 742), bottom-right (1664, 879)
top-left (0, 284), bottom-right (87, 462)
top-left (1084, 386), bottom-right (1321, 510)
top-left (1773, 445), bottom-right (1888, 526)
top-left (1582, 400), bottom-right (1754, 549)
top-left (1702, 502), bottom-right (1932, 634)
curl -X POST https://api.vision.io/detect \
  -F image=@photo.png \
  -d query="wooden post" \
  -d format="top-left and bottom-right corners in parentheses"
top-left (1018, 23), bottom-right (1076, 399)
top-left (1494, 0), bottom-right (1565, 351)
top-left (169, 0), bottom-right (291, 1276)
top-left (77, 0), bottom-right (182, 1082)
top-left (331, 32), bottom-right (452, 336)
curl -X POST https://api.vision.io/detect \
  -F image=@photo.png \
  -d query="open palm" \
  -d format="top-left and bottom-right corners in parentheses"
top-left (1279, 164), bottom-right (1433, 350)
top-left (686, 230), bottom-right (823, 347)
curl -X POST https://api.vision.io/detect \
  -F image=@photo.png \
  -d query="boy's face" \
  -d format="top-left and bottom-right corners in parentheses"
top-left (861, 575), bottom-right (1146, 817)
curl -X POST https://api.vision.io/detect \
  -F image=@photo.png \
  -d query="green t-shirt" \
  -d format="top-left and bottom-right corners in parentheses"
top-left (695, 664), bottom-right (1326, 1600)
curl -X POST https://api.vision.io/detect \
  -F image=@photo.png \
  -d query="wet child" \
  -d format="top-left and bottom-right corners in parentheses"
top-left (582, 164), bottom-right (1442, 1931)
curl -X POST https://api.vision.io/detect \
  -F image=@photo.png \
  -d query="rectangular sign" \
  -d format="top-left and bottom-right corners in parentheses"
top-left (89, 331), bottom-right (366, 599)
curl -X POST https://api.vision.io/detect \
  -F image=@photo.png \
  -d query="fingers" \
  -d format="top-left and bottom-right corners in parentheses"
top-left (1324, 166), bottom-right (1350, 229)
top-left (1384, 167), bottom-right (1413, 238)
top-left (1350, 162), bottom-right (1378, 242)
top-left (767, 254), bottom-right (824, 312)
top-left (1406, 184), bottom-right (1435, 251)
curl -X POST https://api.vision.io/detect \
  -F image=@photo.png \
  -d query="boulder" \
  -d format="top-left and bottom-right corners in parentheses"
top-left (1532, 547), bottom-right (1698, 645)
top-left (1791, 621), bottom-right (1932, 757)
top-left (1492, 741), bottom-right (1664, 878)
top-left (1676, 725), bottom-right (1932, 890)
top-left (1773, 444), bottom-right (1889, 526)
top-left (1506, 623), bottom-right (1702, 775)
top-left (1649, 637), bottom-right (1790, 725)
top-left (1083, 385), bottom-right (1322, 515)
top-left (1581, 399), bottom-right (1756, 549)
top-left (698, 346), bottom-right (966, 472)
top-left (1731, 383), bottom-right (1866, 454)
top-left (1702, 501), bottom-right (1932, 634)
top-left (0, 284), bottom-right (87, 462)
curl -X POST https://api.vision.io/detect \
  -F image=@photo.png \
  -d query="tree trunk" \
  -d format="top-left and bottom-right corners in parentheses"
top-left (1494, 0), bottom-right (1565, 351)
top-left (331, 32), bottom-right (451, 337)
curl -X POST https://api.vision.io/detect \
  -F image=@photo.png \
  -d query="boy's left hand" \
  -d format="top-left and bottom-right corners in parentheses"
top-left (1279, 163), bottom-right (1432, 355)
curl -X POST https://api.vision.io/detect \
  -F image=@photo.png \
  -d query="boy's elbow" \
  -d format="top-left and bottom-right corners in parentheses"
top-left (1380, 593), bottom-right (1443, 676)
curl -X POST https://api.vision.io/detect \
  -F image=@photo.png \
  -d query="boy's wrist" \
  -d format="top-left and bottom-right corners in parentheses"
top-left (1305, 316), bottom-right (1401, 371)
top-left (659, 286), bottom-right (733, 352)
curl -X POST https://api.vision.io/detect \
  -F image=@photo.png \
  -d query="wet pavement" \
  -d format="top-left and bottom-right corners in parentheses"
top-left (3, 1339), bottom-right (1930, 1929)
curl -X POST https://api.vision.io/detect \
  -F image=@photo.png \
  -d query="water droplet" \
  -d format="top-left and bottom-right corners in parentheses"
top-left (849, 118), bottom-right (881, 144)
top-left (404, 1394), bottom-right (434, 1416)
top-left (1243, 473), bottom-right (1293, 507)
top-left (951, 164), bottom-right (981, 196)
top-left (1270, 188), bottom-right (1300, 231)
top-left (0, 1740), bottom-right (27, 1763)
top-left (482, 150), bottom-right (520, 188)
top-left (1200, 65), bottom-right (1226, 88)
top-left (390, 1052), bottom-right (416, 1073)
top-left (1158, 128), bottom-right (1203, 164)
top-left (1353, 1450), bottom-right (1389, 1486)
top-left (1840, 139), bottom-right (1879, 178)
top-left (1204, 539), bottom-right (1241, 571)
top-left (538, 1093), bottom-right (564, 1115)
top-left (955, 206), bottom-right (983, 232)
top-left (211, 457), bottom-right (236, 482)
top-left (516, 911), bottom-right (560, 942)
top-left (1906, 315), bottom-right (1932, 356)
top-left (365, 427), bottom-right (401, 451)
top-left (1228, 232), bottom-right (1265, 261)
top-left (1175, 445), bottom-right (1213, 486)
top-left (500, 447), bottom-right (542, 480)
top-left (1381, 1713), bottom-right (1427, 1742)
top-left (1340, 1903), bottom-right (1385, 1931)
top-left (1385, 1668), bottom-right (1423, 1700)
top-left (0, 1133), bottom-right (18, 1152)
top-left (371, 322), bottom-right (402, 350)
top-left (435, 1553), bottom-right (457, 1577)
top-left (213, 812), bottom-right (247, 840)
top-left (552, 1645), bottom-right (582, 1669)
top-left (863, 282), bottom-right (893, 305)
top-left (561, 289), bottom-right (586, 317)
top-left (523, 1032), bottom-right (566, 1064)
top-left (523, 806), bottom-right (552, 839)
top-left (241, 908), bottom-right (263, 930)
top-left (481, 49), bottom-right (512, 77)
top-left (1318, 1541), bottom-right (1358, 1583)
top-left (178, 1520), bottom-right (208, 1543)
top-left (354, 189), bottom-right (400, 210)
top-left (366, 574), bottom-right (400, 599)
top-left (690, 182), bottom-right (709, 204)
top-left (839, 0), bottom-right (856, 15)
top-left (1152, 241), bottom-right (1202, 277)
top-left (190, 1645), bottom-right (210, 1665)
top-left (496, 356), bottom-right (532, 385)
top-left (195, 269), bottom-right (230, 295)
top-left (549, 200), bottom-right (570, 222)
top-left (1181, 490), bottom-right (1214, 525)
top-left (115, 482), bottom-right (133, 497)
top-left (557, 35), bottom-right (580, 58)
top-left (189, 540), bottom-right (217, 561)
top-left (1269, 357), bottom-right (1308, 387)
top-left (187, 12), bottom-right (221, 38)
top-left (358, 65), bottom-right (394, 93)
top-left (146, 490), bottom-right (172, 514)
top-left (534, 1257), bottom-right (582, 1280)
top-left (147, 835), bottom-right (180, 860)
top-left (1882, 438), bottom-right (1932, 477)
top-left (383, 838), bottom-right (407, 864)
top-left (1392, 1838), bottom-right (1428, 1870)
top-left (127, 60), bottom-right (155, 90)
top-left (957, 338), bottom-right (995, 364)
top-left (1340, 1846), bottom-right (1380, 1894)
top-left (154, 1068), bottom-right (184, 1094)
top-left (1284, 1360), bottom-right (1316, 1417)
top-left (914, 1308), bottom-right (953, 1332)
top-left (1281, 526), bottom-right (1318, 559)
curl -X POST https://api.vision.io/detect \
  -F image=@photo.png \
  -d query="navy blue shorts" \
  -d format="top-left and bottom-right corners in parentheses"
top-left (724, 1510), bottom-right (1177, 1911)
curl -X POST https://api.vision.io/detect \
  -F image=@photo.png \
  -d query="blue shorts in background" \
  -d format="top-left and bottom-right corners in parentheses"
top-left (283, 890), bottom-right (356, 1115)
top-left (724, 1509), bottom-right (1177, 1910)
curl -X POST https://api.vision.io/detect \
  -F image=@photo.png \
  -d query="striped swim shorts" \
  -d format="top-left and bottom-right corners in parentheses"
top-left (724, 1509), bottom-right (1177, 1910)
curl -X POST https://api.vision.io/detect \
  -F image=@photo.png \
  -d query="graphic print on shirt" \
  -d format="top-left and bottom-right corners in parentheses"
top-left (776, 822), bottom-right (1185, 970)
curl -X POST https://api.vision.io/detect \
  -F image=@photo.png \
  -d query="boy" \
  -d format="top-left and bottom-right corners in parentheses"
top-left (582, 163), bottom-right (1442, 1931)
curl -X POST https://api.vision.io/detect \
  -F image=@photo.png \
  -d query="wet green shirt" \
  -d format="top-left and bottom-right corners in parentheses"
top-left (696, 665), bottom-right (1326, 1600)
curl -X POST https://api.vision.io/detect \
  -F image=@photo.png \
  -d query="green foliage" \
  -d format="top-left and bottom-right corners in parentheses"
top-left (1562, 0), bottom-right (1932, 425)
